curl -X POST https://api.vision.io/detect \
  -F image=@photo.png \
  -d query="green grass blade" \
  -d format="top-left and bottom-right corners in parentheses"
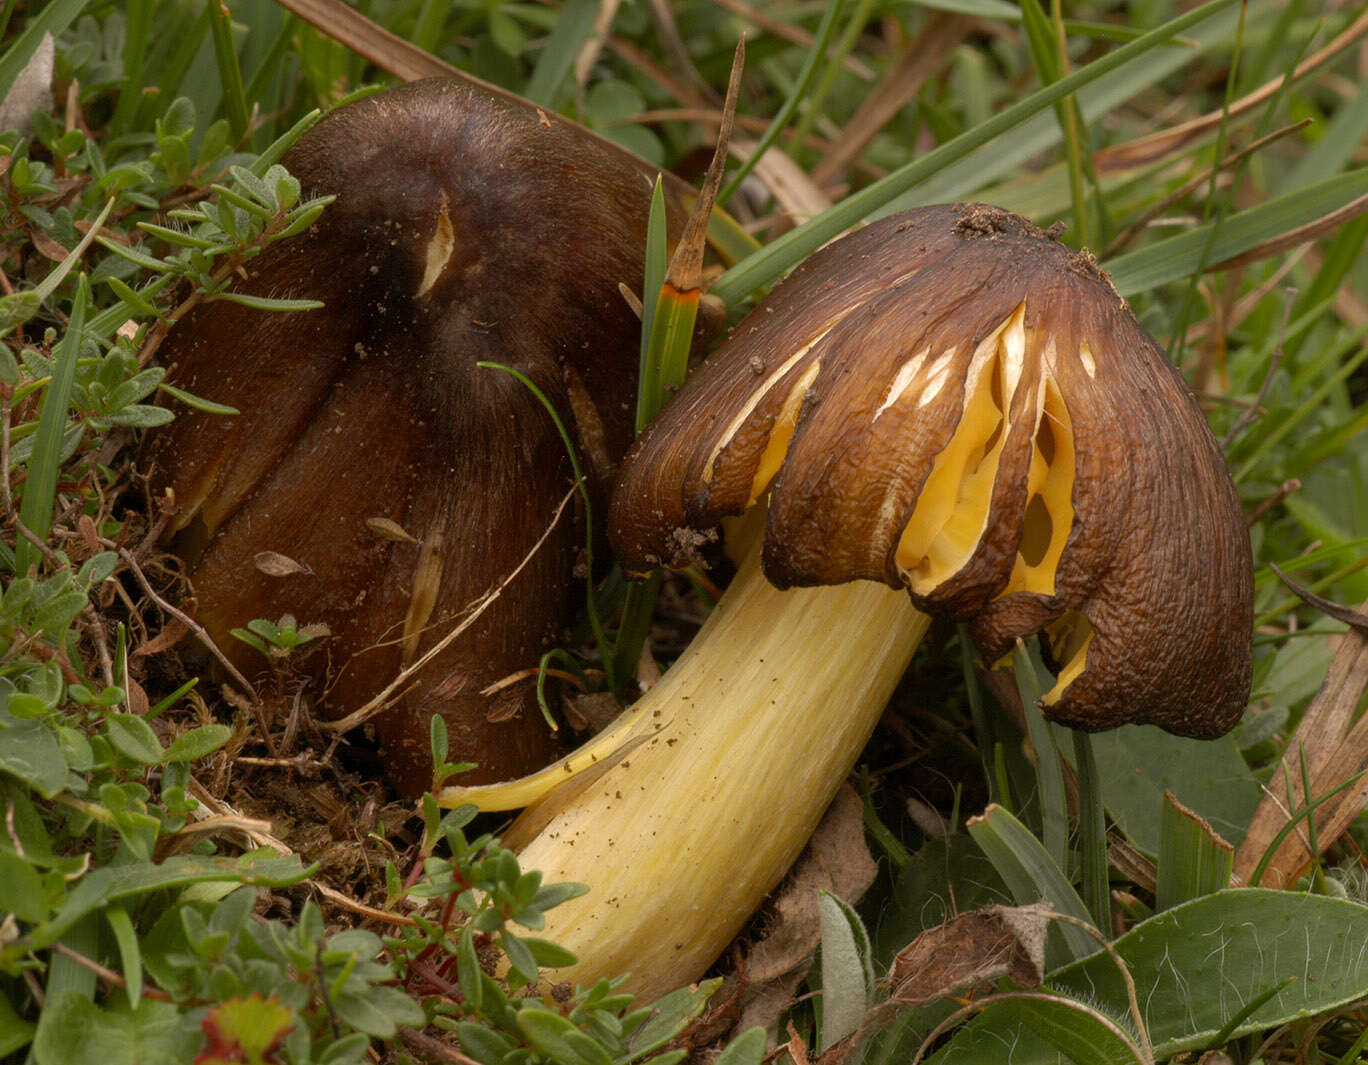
top-left (111, 0), bottom-right (154, 137)
top-left (523, 0), bottom-right (600, 107)
top-left (635, 178), bottom-right (670, 435)
top-left (610, 572), bottom-right (660, 694)
top-left (1073, 731), bottom-right (1111, 932)
top-left (966, 804), bottom-right (1095, 965)
top-left (1234, 322), bottom-right (1368, 481)
top-left (1154, 791), bottom-right (1233, 912)
top-left (411, 0), bottom-right (455, 53)
top-left (705, 208), bottom-right (761, 265)
top-left (1015, 642), bottom-right (1069, 875)
top-left (709, 0), bottom-right (1240, 305)
top-left (959, 625), bottom-right (999, 806)
top-left (133, 3), bottom-right (212, 133)
top-left (477, 361), bottom-right (614, 688)
top-left (16, 277), bottom-right (88, 575)
top-left (875, 2), bottom-right (1247, 220)
top-left (207, 0), bottom-right (252, 142)
top-left (786, 0), bottom-right (876, 168)
top-left (1106, 167), bottom-right (1368, 296)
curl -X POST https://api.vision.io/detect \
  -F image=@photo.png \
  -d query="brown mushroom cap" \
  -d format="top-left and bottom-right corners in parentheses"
top-left (611, 202), bottom-right (1252, 739)
top-left (146, 79), bottom-right (688, 793)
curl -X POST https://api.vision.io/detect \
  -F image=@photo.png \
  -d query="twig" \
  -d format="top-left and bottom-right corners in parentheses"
top-left (102, 536), bottom-right (260, 703)
top-left (12, 513), bottom-right (66, 569)
top-left (1211, 190), bottom-right (1368, 273)
top-left (82, 605), bottom-right (115, 689)
top-left (324, 485), bottom-right (577, 734)
top-left (1094, 9), bottom-right (1368, 172)
top-left (480, 667), bottom-right (590, 697)
top-left (1246, 478), bottom-right (1300, 526)
top-left (397, 1027), bottom-right (485, 1065)
top-left (51, 942), bottom-right (175, 1001)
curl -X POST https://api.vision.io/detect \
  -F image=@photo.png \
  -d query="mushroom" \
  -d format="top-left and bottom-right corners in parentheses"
top-left (145, 78), bottom-right (689, 793)
top-left (440, 202), bottom-right (1253, 1000)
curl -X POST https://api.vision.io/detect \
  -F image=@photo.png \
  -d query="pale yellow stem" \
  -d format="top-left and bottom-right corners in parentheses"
top-left (445, 540), bottom-right (930, 1002)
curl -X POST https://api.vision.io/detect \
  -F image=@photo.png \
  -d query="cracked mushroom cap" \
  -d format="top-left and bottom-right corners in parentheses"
top-left (611, 203), bottom-right (1253, 738)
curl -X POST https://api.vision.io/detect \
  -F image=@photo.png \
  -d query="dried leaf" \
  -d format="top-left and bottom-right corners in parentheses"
top-left (253, 551), bottom-right (310, 577)
top-left (125, 677), bottom-right (150, 717)
top-left (1233, 604), bottom-right (1368, 887)
top-left (885, 903), bottom-right (1050, 1007)
top-left (365, 516), bottom-right (417, 543)
top-left (1269, 564), bottom-right (1368, 633)
top-left (735, 787), bottom-right (876, 1037)
top-left (132, 617), bottom-right (190, 658)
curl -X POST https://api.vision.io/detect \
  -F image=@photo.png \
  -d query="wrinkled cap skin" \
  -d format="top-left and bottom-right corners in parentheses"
top-left (611, 203), bottom-right (1253, 738)
top-left (145, 79), bottom-right (686, 794)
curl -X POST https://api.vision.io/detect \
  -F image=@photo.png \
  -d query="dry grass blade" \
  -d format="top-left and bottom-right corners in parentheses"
top-left (729, 138), bottom-right (833, 224)
top-left (573, 0), bottom-right (621, 91)
top-left (667, 39), bottom-right (744, 291)
top-left (1094, 9), bottom-right (1368, 173)
top-left (1102, 120), bottom-right (1311, 258)
top-left (644, 0), bottom-right (718, 103)
top-left (1208, 191), bottom-right (1368, 272)
top-left (273, 0), bottom-right (459, 81)
top-left (1232, 602), bottom-right (1368, 887)
top-left (811, 12), bottom-right (974, 188)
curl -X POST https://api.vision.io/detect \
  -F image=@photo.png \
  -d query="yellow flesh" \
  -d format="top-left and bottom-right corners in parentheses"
top-left (894, 304), bottom-right (1027, 593)
top-left (702, 333), bottom-right (830, 483)
top-left (416, 197), bottom-right (455, 297)
top-left (1000, 369), bottom-right (1076, 598)
top-left (1043, 610), bottom-right (1092, 705)
top-left (745, 360), bottom-right (823, 505)
top-left (873, 303), bottom-right (1089, 700)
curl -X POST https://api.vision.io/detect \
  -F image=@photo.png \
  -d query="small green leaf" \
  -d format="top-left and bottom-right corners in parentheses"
top-left (711, 1028), bottom-right (767, 1065)
top-left (518, 1006), bottom-right (614, 1065)
top-left (457, 1021), bottom-right (517, 1065)
top-left (0, 720), bottom-right (69, 796)
top-left (211, 291), bottom-right (323, 312)
top-left (162, 724), bottom-right (232, 763)
top-left (0, 849), bottom-right (50, 922)
top-left (103, 713), bottom-right (164, 765)
top-left (502, 931), bottom-right (539, 983)
top-left (818, 890), bottom-right (874, 1052)
top-left (104, 906), bottom-right (143, 1008)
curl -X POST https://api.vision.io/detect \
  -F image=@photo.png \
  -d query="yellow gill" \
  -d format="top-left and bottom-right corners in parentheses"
top-left (895, 301), bottom-right (1027, 593)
